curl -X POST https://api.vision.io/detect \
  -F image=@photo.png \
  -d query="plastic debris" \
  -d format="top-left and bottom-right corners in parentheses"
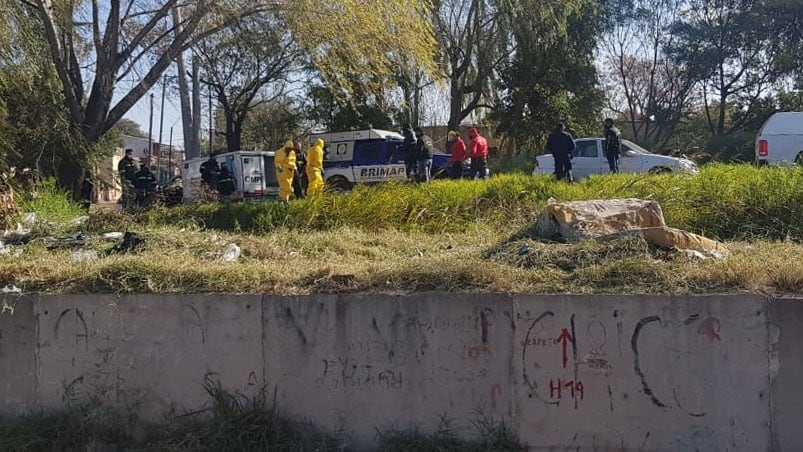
top-left (101, 232), bottom-right (124, 240)
top-left (1, 284), bottom-right (21, 294)
top-left (22, 212), bottom-right (37, 225)
top-left (222, 243), bottom-right (241, 262)
top-left (44, 232), bottom-right (86, 250)
top-left (109, 232), bottom-right (145, 254)
top-left (71, 215), bottom-right (89, 226)
top-left (71, 249), bottom-right (98, 262)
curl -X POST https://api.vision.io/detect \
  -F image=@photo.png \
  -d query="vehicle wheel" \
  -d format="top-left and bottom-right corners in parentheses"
top-left (326, 177), bottom-right (351, 193)
top-left (648, 166), bottom-right (672, 175)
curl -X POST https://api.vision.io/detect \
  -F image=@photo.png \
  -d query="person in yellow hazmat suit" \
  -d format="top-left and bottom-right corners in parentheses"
top-left (305, 138), bottom-right (325, 195)
top-left (274, 140), bottom-right (296, 201)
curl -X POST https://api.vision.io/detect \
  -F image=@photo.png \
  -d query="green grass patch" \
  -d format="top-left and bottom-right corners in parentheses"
top-left (140, 165), bottom-right (803, 241)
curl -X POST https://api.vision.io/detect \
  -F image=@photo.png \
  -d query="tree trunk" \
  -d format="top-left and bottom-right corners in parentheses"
top-left (191, 57), bottom-right (202, 155)
top-left (225, 111), bottom-right (243, 152)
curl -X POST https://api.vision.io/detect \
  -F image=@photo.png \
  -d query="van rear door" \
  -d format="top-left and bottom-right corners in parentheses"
top-left (238, 154), bottom-right (266, 199)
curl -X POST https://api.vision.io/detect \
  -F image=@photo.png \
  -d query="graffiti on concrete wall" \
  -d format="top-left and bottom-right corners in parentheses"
top-left (518, 308), bottom-right (726, 415)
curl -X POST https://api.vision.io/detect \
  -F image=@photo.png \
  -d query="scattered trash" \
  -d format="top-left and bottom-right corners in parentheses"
top-left (0, 240), bottom-right (22, 257)
top-left (222, 243), bottom-right (241, 262)
top-left (22, 212), bottom-right (37, 225)
top-left (1, 284), bottom-right (21, 294)
top-left (71, 215), bottom-right (89, 226)
top-left (71, 249), bottom-right (98, 262)
top-left (109, 232), bottom-right (146, 254)
top-left (681, 249), bottom-right (708, 260)
top-left (101, 232), bottom-right (124, 241)
top-left (44, 232), bottom-right (86, 250)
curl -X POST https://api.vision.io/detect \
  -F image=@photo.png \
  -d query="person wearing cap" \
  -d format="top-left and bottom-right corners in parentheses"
top-left (413, 127), bottom-right (435, 182)
top-left (603, 118), bottom-right (622, 173)
top-left (274, 140), bottom-right (297, 201)
top-left (305, 138), bottom-right (325, 195)
top-left (467, 127), bottom-right (489, 179)
top-left (546, 122), bottom-right (576, 181)
top-left (446, 130), bottom-right (468, 179)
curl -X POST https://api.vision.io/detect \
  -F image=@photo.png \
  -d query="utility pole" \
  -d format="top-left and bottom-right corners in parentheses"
top-left (208, 85), bottom-right (213, 154)
top-left (147, 93), bottom-right (154, 162)
top-left (168, 126), bottom-right (174, 178)
top-left (157, 75), bottom-right (167, 182)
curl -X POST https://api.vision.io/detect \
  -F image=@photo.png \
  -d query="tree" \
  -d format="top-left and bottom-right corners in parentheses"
top-left (600, 0), bottom-right (696, 149)
top-left (434, 0), bottom-right (505, 130)
top-left (113, 119), bottom-right (147, 138)
top-left (24, 0), bottom-right (438, 191)
top-left (306, 84), bottom-right (397, 132)
top-left (665, 0), bottom-right (791, 136)
top-left (491, 0), bottom-right (607, 153)
top-left (196, 14), bottom-right (301, 152)
top-left (240, 99), bottom-right (306, 151)
top-left (284, 0), bottom-right (439, 100)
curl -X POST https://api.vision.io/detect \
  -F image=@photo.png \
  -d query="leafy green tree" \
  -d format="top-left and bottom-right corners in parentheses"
top-left (491, 0), bottom-right (606, 154)
top-left (665, 0), bottom-right (793, 136)
top-left (306, 84), bottom-right (397, 132)
top-left (196, 14), bottom-right (302, 152)
top-left (113, 119), bottom-right (147, 139)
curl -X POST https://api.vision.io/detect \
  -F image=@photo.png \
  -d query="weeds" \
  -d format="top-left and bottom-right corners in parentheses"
top-left (140, 165), bottom-right (803, 241)
top-left (377, 413), bottom-right (523, 452)
top-left (0, 379), bottom-right (342, 452)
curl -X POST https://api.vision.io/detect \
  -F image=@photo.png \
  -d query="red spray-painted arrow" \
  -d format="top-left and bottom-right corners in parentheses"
top-left (557, 328), bottom-right (573, 368)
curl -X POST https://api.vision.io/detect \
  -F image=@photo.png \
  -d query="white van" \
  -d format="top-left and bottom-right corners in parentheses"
top-left (180, 151), bottom-right (279, 202)
top-left (755, 112), bottom-right (803, 166)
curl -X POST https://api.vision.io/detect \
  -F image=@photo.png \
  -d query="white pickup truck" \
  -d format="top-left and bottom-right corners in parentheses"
top-left (534, 138), bottom-right (698, 179)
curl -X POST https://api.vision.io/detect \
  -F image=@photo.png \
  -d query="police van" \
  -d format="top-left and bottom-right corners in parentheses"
top-left (180, 150), bottom-right (279, 202)
top-left (310, 129), bottom-right (408, 191)
top-left (311, 128), bottom-right (461, 190)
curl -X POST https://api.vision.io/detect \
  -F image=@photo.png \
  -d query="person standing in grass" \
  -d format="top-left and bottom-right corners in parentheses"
top-left (468, 127), bottom-right (489, 179)
top-left (413, 127), bottom-right (435, 183)
top-left (200, 154), bottom-right (220, 189)
top-left (446, 130), bottom-right (468, 179)
top-left (134, 163), bottom-right (157, 207)
top-left (604, 118), bottom-right (622, 173)
top-left (118, 149), bottom-right (137, 209)
top-left (401, 125), bottom-right (417, 180)
top-left (216, 163), bottom-right (237, 202)
top-left (275, 140), bottom-right (297, 202)
top-left (546, 122), bottom-right (576, 181)
top-left (292, 141), bottom-right (307, 199)
top-left (306, 138), bottom-right (325, 195)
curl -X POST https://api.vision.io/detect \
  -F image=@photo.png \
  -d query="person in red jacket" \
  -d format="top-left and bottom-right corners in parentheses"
top-left (446, 130), bottom-right (468, 179)
top-left (468, 127), bottom-right (489, 179)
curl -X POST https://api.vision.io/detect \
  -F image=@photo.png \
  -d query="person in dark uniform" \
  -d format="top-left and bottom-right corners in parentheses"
top-left (216, 163), bottom-right (237, 202)
top-left (292, 141), bottom-right (307, 198)
top-left (603, 118), bottom-right (622, 173)
top-left (401, 125), bottom-right (416, 180)
top-left (200, 155), bottom-right (220, 189)
top-left (117, 149), bottom-right (137, 209)
top-left (546, 123), bottom-right (576, 181)
top-left (133, 164), bottom-right (157, 207)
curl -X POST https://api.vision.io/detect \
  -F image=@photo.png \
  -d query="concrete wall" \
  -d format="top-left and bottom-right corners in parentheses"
top-left (0, 293), bottom-right (800, 450)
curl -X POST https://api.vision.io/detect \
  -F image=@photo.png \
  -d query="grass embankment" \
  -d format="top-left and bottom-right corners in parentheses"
top-left (2, 164), bottom-right (803, 295)
top-left (0, 382), bottom-right (518, 451)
